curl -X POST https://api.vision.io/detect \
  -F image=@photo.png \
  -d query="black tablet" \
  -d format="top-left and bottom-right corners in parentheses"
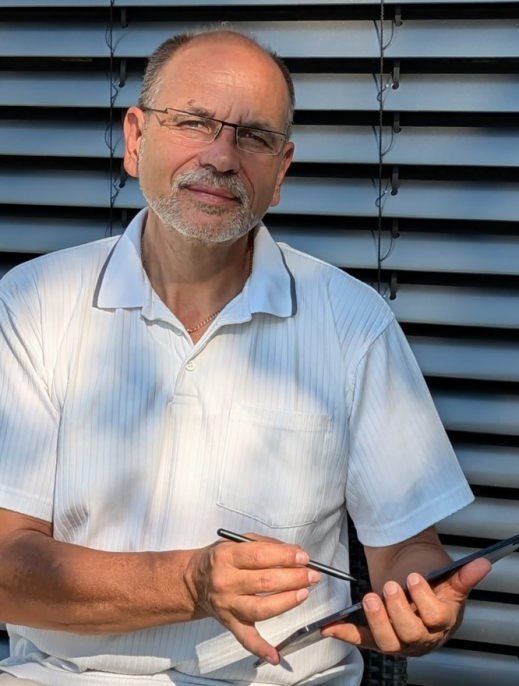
top-left (253, 532), bottom-right (519, 667)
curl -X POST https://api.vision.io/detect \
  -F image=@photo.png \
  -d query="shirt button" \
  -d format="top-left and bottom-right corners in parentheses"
top-left (185, 361), bottom-right (196, 371)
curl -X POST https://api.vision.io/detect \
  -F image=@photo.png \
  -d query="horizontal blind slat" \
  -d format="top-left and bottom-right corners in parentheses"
top-left (0, 218), bottom-right (113, 253)
top-left (389, 285), bottom-right (519, 329)
top-left (408, 337), bottom-right (519, 381)
top-left (456, 600), bottom-right (519, 647)
top-left (454, 445), bottom-right (519, 489)
top-left (5, 20), bottom-right (511, 59)
top-left (3, 73), bottom-right (518, 114)
top-left (5, 174), bottom-right (518, 224)
top-left (408, 648), bottom-right (519, 686)
top-left (5, 122), bottom-right (518, 169)
top-left (271, 229), bottom-right (519, 275)
top-left (439, 498), bottom-right (519, 540)
top-left (433, 391), bottom-right (519, 435)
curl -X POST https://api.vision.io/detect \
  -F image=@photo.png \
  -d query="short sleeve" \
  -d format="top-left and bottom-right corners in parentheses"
top-left (345, 317), bottom-right (473, 547)
top-left (0, 294), bottom-right (58, 521)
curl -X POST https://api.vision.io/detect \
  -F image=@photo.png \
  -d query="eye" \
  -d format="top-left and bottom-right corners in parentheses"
top-left (164, 113), bottom-right (214, 135)
top-left (242, 129), bottom-right (267, 143)
top-left (239, 128), bottom-right (274, 150)
top-left (177, 118), bottom-right (210, 130)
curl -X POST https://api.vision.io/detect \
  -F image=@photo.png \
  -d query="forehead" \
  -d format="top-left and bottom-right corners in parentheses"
top-left (155, 36), bottom-right (289, 126)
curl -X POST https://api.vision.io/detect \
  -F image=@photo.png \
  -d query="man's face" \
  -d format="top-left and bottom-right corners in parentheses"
top-left (124, 36), bottom-right (294, 245)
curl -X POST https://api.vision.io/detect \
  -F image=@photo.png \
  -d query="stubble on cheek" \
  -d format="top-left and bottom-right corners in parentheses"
top-left (136, 136), bottom-right (260, 243)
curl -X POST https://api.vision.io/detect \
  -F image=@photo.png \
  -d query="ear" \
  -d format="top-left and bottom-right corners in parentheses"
top-left (123, 106), bottom-right (146, 178)
top-left (269, 141), bottom-right (295, 208)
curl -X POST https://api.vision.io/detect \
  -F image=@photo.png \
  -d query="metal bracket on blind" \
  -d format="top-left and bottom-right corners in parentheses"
top-left (119, 161), bottom-right (128, 188)
top-left (121, 9), bottom-right (128, 28)
top-left (393, 113), bottom-right (401, 133)
top-left (394, 5), bottom-right (403, 27)
top-left (391, 166), bottom-right (400, 195)
top-left (119, 59), bottom-right (127, 88)
top-left (389, 271), bottom-right (398, 300)
top-left (392, 60), bottom-right (401, 90)
top-left (392, 219), bottom-right (400, 238)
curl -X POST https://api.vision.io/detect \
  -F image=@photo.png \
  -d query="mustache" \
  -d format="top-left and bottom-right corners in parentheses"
top-left (173, 169), bottom-right (250, 204)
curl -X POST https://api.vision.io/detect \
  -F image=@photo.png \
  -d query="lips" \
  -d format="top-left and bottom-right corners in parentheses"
top-left (183, 183), bottom-right (239, 202)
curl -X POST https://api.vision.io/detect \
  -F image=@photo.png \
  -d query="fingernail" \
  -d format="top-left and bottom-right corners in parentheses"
top-left (407, 573), bottom-right (420, 587)
top-left (364, 596), bottom-right (380, 611)
top-left (296, 551), bottom-right (309, 565)
top-left (264, 655), bottom-right (276, 665)
top-left (308, 570), bottom-right (321, 584)
top-left (383, 582), bottom-right (399, 597)
top-left (296, 588), bottom-right (309, 603)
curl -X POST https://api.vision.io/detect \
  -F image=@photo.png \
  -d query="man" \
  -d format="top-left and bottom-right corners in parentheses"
top-left (0, 27), bottom-right (489, 686)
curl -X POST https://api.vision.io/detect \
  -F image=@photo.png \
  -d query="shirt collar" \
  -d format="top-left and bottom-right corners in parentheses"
top-left (96, 207), bottom-right (295, 318)
top-left (96, 207), bottom-right (148, 309)
top-left (248, 223), bottom-right (296, 318)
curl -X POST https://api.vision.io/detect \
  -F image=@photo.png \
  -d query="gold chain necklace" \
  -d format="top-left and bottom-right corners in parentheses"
top-left (141, 232), bottom-right (254, 334)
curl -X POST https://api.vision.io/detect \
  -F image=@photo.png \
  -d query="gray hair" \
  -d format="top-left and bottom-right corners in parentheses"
top-left (137, 26), bottom-right (295, 138)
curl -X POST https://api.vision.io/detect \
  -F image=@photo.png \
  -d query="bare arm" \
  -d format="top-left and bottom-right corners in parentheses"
top-left (321, 526), bottom-right (491, 657)
top-left (0, 509), bottom-right (318, 665)
top-left (365, 526), bottom-right (452, 592)
top-left (0, 508), bottom-right (198, 634)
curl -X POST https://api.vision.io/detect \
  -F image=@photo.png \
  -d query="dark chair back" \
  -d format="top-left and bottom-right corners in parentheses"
top-left (347, 516), bottom-right (408, 686)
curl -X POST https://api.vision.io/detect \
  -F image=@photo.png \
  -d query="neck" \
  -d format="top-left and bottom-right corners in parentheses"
top-left (141, 212), bottom-right (254, 340)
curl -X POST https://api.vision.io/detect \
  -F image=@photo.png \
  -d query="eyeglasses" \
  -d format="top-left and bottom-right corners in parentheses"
top-left (141, 106), bottom-right (287, 156)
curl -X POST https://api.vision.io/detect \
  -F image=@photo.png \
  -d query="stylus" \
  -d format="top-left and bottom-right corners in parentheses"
top-left (217, 528), bottom-right (356, 583)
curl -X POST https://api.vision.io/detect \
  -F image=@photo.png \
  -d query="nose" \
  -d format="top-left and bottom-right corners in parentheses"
top-left (197, 124), bottom-right (241, 175)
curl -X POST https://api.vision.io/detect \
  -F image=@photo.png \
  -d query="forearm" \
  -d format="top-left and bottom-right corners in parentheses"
top-left (367, 533), bottom-right (452, 593)
top-left (0, 529), bottom-right (200, 634)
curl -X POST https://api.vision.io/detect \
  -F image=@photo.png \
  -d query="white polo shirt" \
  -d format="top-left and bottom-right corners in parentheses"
top-left (0, 209), bottom-right (473, 686)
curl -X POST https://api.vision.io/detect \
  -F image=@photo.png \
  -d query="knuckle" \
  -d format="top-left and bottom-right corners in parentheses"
top-left (398, 625), bottom-right (422, 645)
top-left (250, 544), bottom-right (269, 568)
top-left (248, 602), bottom-right (266, 623)
top-left (424, 612), bottom-right (448, 631)
top-left (383, 637), bottom-right (402, 655)
top-left (258, 570), bottom-right (275, 593)
top-left (210, 572), bottom-right (228, 595)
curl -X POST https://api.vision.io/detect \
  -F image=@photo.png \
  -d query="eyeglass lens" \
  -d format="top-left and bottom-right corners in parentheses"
top-left (160, 110), bottom-right (283, 155)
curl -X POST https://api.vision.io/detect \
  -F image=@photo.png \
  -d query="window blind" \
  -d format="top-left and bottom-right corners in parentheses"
top-left (0, 2), bottom-right (518, 683)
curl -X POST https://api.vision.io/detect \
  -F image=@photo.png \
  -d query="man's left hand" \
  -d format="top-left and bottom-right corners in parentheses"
top-left (321, 556), bottom-right (490, 656)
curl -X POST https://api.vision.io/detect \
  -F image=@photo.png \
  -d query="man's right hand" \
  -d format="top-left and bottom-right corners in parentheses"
top-left (0, 509), bottom-right (318, 664)
top-left (184, 534), bottom-right (320, 665)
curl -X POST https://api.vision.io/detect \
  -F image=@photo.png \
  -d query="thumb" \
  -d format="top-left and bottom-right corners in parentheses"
top-left (448, 557), bottom-right (491, 598)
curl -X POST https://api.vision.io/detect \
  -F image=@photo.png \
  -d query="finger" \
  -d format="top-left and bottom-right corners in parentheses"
top-left (383, 580), bottom-right (441, 643)
top-left (220, 540), bottom-right (310, 570)
top-left (404, 574), bottom-right (453, 632)
top-left (231, 620), bottom-right (280, 665)
top-left (241, 567), bottom-right (321, 595)
top-left (321, 619), bottom-right (374, 650)
top-left (211, 563), bottom-right (319, 603)
top-left (242, 532), bottom-right (283, 544)
top-left (231, 587), bottom-right (310, 623)
top-left (360, 592), bottom-right (404, 654)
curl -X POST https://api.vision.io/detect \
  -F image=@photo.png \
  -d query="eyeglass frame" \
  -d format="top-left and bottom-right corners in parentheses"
top-left (140, 106), bottom-right (289, 156)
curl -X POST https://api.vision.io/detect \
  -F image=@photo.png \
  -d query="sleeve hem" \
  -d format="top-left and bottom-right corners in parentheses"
top-left (0, 486), bottom-right (53, 523)
top-left (355, 485), bottom-right (474, 548)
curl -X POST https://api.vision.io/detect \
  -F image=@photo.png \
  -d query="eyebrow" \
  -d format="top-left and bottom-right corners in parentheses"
top-left (182, 105), bottom-right (278, 133)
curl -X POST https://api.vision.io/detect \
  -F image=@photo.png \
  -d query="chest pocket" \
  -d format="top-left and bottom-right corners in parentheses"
top-left (217, 403), bottom-right (332, 529)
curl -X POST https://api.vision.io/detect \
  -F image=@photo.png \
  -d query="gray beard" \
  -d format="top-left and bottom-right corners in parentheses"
top-left (141, 169), bottom-right (260, 246)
